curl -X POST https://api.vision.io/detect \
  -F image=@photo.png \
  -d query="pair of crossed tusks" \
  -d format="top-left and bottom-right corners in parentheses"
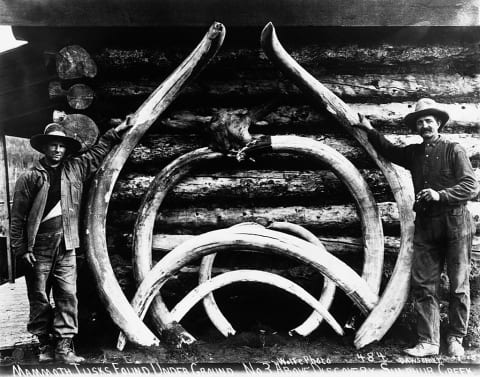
top-left (84, 22), bottom-right (414, 351)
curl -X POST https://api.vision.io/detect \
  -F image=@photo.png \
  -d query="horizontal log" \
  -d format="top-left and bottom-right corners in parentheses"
top-left (155, 103), bottom-right (480, 134)
top-left (108, 202), bottom-right (399, 234)
top-left (149, 234), bottom-right (399, 257)
top-left (49, 73), bottom-right (480, 103)
top-left (113, 166), bottom-right (480, 207)
top-left (2, 1), bottom-right (479, 26)
top-left (145, 234), bottom-right (480, 261)
top-left (46, 44), bottom-right (480, 76)
top-left (125, 133), bottom-right (480, 167)
top-left (112, 169), bottom-right (392, 205)
top-left (108, 201), bottom-right (480, 234)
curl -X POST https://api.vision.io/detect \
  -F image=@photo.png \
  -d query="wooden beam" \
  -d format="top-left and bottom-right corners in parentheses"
top-left (49, 74), bottom-right (480, 103)
top-left (1, 1), bottom-right (480, 27)
top-left (124, 133), bottom-right (480, 168)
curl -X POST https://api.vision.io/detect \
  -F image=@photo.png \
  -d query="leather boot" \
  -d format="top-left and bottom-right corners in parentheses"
top-left (447, 336), bottom-right (465, 357)
top-left (37, 335), bottom-right (54, 363)
top-left (55, 338), bottom-right (85, 364)
top-left (403, 342), bottom-right (439, 357)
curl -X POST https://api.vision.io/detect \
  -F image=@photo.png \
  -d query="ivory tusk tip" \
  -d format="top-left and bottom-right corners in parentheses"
top-left (209, 22), bottom-right (226, 39)
top-left (261, 22), bottom-right (275, 41)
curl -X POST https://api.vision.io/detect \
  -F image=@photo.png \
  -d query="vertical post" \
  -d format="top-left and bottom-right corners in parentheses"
top-left (0, 124), bottom-right (13, 283)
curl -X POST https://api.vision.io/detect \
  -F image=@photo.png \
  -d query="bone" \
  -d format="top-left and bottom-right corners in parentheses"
top-left (170, 269), bottom-right (344, 336)
top-left (260, 22), bottom-right (415, 349)
top-left (133, 148), bottom-right (224, 345)
top-left (83, 22), bottom-right (226, 349)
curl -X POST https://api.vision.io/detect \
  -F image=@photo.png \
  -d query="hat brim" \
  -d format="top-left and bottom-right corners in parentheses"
top-left (404, 108), bottom-right (449, 132)
top-left (30, 134), bottom-right (82, 154)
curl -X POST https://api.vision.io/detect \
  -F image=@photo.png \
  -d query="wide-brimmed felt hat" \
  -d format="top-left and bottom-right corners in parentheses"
top-left (404, 98), bottom-right (449, 132)
top-left (30, 123), bottom-right (82, 154)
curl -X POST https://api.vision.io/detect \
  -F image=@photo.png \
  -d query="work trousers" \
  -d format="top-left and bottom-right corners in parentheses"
top-left (24, 229), bottom-right (78, 339)
top-left (411, 205), bottom-right (473, 346)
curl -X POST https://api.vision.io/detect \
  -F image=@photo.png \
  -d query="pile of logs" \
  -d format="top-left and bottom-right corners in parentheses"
top-left (11, 21), bottom-right (480, 348)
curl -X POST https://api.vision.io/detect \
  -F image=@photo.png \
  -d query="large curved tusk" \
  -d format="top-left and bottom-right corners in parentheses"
top-left (133, 148), bottom-right (226, 347)
top-left (260, 22), bottom-right (415, 348)
top-left (171, 269), bottom-right (343, 336)
top-left (267, 222), bottom-right (336, 336)
top-left (253, 136), bottom-right (384, 294)
top-left (83, 22), bottom-right (226, 349)
top-left (118, 225), bottom-right (378, 348)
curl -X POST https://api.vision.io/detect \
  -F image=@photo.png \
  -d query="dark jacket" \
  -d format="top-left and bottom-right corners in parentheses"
top-left (10, 129), bottom-right (121, 256)
top-left (366, 129), bottom-right (479, 214)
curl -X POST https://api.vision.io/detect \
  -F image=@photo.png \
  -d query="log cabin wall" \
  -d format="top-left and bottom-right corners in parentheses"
top-left (4, 21), bottom-right (480, 343)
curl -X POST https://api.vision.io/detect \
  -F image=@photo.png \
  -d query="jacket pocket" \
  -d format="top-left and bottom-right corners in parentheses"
top-left (70, 181), bottom-right (82, 205)
top-left (447, 206), bottom-right (468, 240)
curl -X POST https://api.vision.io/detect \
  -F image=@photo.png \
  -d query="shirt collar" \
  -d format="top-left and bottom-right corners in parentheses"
top-left (423, 134), bottom-right (442, 147)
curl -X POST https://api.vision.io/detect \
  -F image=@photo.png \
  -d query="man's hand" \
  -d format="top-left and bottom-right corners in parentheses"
top-left (355, 113), bottom-right (374, 131)
top-left (114, 114), bottom-right (134, 134)
top-left (22, 252), bottom-right (36, 268)
top-left (416, 188), bottom-right (440, 202)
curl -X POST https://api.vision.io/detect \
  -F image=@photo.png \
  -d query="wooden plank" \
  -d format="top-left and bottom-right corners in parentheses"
top-left (1, 0), bottom-right (479, 26)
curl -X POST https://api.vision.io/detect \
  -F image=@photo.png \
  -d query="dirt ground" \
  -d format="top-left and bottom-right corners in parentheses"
top-left (1, 328), bottom-right (480, 375)
top-left (1, 278), bottom-right (480, 374)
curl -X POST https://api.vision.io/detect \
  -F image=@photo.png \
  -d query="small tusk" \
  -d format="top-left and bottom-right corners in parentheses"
top-left (171, 269), bottom-right (344, 336)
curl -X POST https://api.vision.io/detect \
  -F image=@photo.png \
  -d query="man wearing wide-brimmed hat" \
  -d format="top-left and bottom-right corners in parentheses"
top-left (355, 98), bottom-right (479, 358)
top-left (10, 120), bottom-right (131, 363)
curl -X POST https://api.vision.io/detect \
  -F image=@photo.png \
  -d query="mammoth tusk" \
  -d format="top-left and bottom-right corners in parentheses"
top-left (118, 225), bottom-right (378, 348)
top-left (261, 22), bottom-right (415, 349)
top-left (132, 135), bottom-right (382, 343)
top-left (83, 22), bottom-right (226, 349)
top-left (171, 269), bottom-right (344, 336)
top-left (244, 136), bottom-right (384, 295)
top-left (132, 148), bottom-right (226, 348)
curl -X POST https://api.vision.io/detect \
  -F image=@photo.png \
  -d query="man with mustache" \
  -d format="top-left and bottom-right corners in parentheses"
top-left (355, 98), bottom-right (478, 357)
top-left (10, 120), bottom-right (131, 363)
